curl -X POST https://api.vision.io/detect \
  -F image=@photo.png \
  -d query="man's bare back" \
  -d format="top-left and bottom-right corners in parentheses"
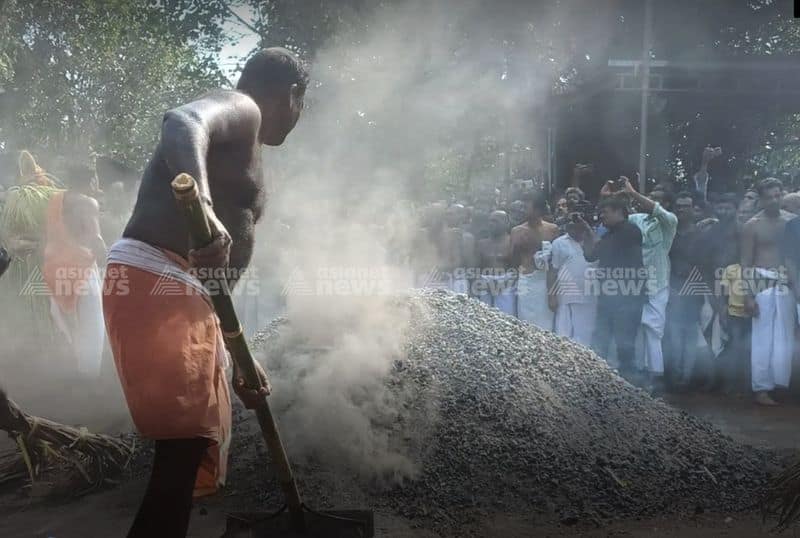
top-left (63, 191), bottom-right (105, 259)
top-left (510, 220), bottom-right (559, 274)
top-left (124, 90), bottom-right (266, 277)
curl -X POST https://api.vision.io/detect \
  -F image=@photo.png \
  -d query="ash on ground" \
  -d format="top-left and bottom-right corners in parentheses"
top-left (236, 289), bottom-right (774, 532)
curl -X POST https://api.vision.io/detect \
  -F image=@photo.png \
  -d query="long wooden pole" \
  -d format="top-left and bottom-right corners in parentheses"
top-left (171, 173), bottom-right (305, 531)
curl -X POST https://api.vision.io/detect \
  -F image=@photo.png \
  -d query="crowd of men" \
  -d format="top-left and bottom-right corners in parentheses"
top-left (4, 142), bottom-right (800, 410)
top-left (415, 148), bottom-right (800, 405)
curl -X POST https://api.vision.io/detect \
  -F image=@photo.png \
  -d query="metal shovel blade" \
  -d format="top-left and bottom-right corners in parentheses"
top-left (222, 508), bottom-right (374, 538)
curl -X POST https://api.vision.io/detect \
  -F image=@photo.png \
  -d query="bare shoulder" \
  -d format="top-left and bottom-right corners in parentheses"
top-left (543, 221), bottom-right (560, 237)
top-left (64, 192), bottom-right (99, 214)
top-left (510, 223), bottom-right (528, 237)
top-left (176, 89), bottom-right (258, 113)
top-left (166, 90), bottom-right (261, 130)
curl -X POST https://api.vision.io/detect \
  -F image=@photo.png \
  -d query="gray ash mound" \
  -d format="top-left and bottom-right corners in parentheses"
top-left (244, 289), bottom-right (774, 528)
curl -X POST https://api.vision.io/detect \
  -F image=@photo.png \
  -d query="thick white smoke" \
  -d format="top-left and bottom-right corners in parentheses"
top-left (253, 0), bottom-right (557, 480)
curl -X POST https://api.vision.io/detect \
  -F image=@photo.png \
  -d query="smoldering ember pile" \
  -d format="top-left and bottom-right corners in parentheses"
top-left (240, 289), bottom-right (775, 531)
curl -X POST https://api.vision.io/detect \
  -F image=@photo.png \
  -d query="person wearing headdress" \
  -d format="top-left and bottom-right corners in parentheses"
top-left (0, 151), bottom-right (61, 348)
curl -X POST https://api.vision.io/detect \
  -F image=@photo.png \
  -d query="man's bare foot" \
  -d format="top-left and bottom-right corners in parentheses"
top-left (754, 391), bottom-right (779, 406)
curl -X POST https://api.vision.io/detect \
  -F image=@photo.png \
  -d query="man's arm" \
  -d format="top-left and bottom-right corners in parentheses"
top-left (783, 220), bottom-right (800, 302)
top-left (620, 176), bottom-right (655, 214)
top-left (577, 219), bottom-right (600, 261)
top-left (622, 177), bottom-right (677, 232)
top-left (69, 194), bottom-right (106, 260)
top-left (740, 219), bottom-right (759, 317)
top-left (694, 146), bottom-right (721, 200)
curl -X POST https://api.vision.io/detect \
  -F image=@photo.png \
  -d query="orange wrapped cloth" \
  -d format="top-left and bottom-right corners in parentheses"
top-left (103, 239), bottom-right (231, 497)
top-left (42, 191), bottom-right (96, 313)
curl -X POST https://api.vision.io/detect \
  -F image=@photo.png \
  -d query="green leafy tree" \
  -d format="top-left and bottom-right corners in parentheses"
top-left (0, 0), bottom-right (230, 168)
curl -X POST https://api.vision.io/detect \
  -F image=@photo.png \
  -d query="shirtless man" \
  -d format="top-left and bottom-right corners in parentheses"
top-left (43, 164), bottom-right (107, 379)
top-left (511, 190), bottom-right (559, 329)
top-left (477, 210), bottom-right (515, 315)
top-left (103, 48), bottom-right (307, 537)
top-left (741, 177), bottom-right (795, 406)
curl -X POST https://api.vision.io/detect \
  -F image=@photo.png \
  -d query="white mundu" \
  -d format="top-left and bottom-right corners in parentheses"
top-left (478, 273), bottom-right (516, 316)
top-left (517, 241), bottom-right (554, 330)
top-left (751, 270), bottom-right (795, 392)
top-left (550, 234), bottom-right (596, 347)
top-left (50, 264), bottom-right (105, 378)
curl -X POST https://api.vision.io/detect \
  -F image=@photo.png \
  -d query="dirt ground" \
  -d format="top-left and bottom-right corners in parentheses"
top-left (0, 390), bottom-right (798, 537)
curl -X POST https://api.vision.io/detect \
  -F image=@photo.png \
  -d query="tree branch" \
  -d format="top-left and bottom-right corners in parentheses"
top-left (221, 1), bottom-right (259, 36)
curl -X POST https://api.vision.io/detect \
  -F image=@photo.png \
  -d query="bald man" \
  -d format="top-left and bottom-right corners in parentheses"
top-left (104, 48), bottom-right (307, 537)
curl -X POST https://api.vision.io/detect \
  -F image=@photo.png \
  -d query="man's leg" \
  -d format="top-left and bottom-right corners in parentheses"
top-left (592, 300), bottom-right (613, 363)
top-left (773, 286), bottom-right (795, 389)
top-left (615, 300), bottom-right (642, 377)
top-left (641, 288), bottom-right (669, 377)
top-left (751, 288), bottom-right (778, 405)
top-left (554, 302), bottom-right (570, 338)
top-left (128, 438), bottom-right (208, 538)
top-left (571, 303), bottom-right (596, 348)
top-left (733, 316), bottom-right (753, 392)
top-left (663, 296), bottom-right (680, 387)
top-left (73, 267), bottom-right (106, 379)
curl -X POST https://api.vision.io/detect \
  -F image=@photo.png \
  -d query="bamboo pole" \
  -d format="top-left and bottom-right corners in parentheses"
top-left (170, 173), bottom-right (305, 531)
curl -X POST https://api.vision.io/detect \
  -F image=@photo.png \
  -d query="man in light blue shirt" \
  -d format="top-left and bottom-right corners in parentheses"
top-left (612, 178), bottom-right (678, 389)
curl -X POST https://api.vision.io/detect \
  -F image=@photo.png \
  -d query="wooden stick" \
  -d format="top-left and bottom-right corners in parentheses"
top-left (171, 173), bottom-right (305, 531)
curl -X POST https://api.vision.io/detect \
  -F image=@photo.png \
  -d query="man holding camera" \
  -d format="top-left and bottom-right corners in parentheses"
top-left (619, 177), bottom-right (678, 393)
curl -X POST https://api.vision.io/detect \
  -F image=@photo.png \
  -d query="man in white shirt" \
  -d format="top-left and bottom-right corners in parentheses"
top-left (548, 214), bottom-right (597, 347)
